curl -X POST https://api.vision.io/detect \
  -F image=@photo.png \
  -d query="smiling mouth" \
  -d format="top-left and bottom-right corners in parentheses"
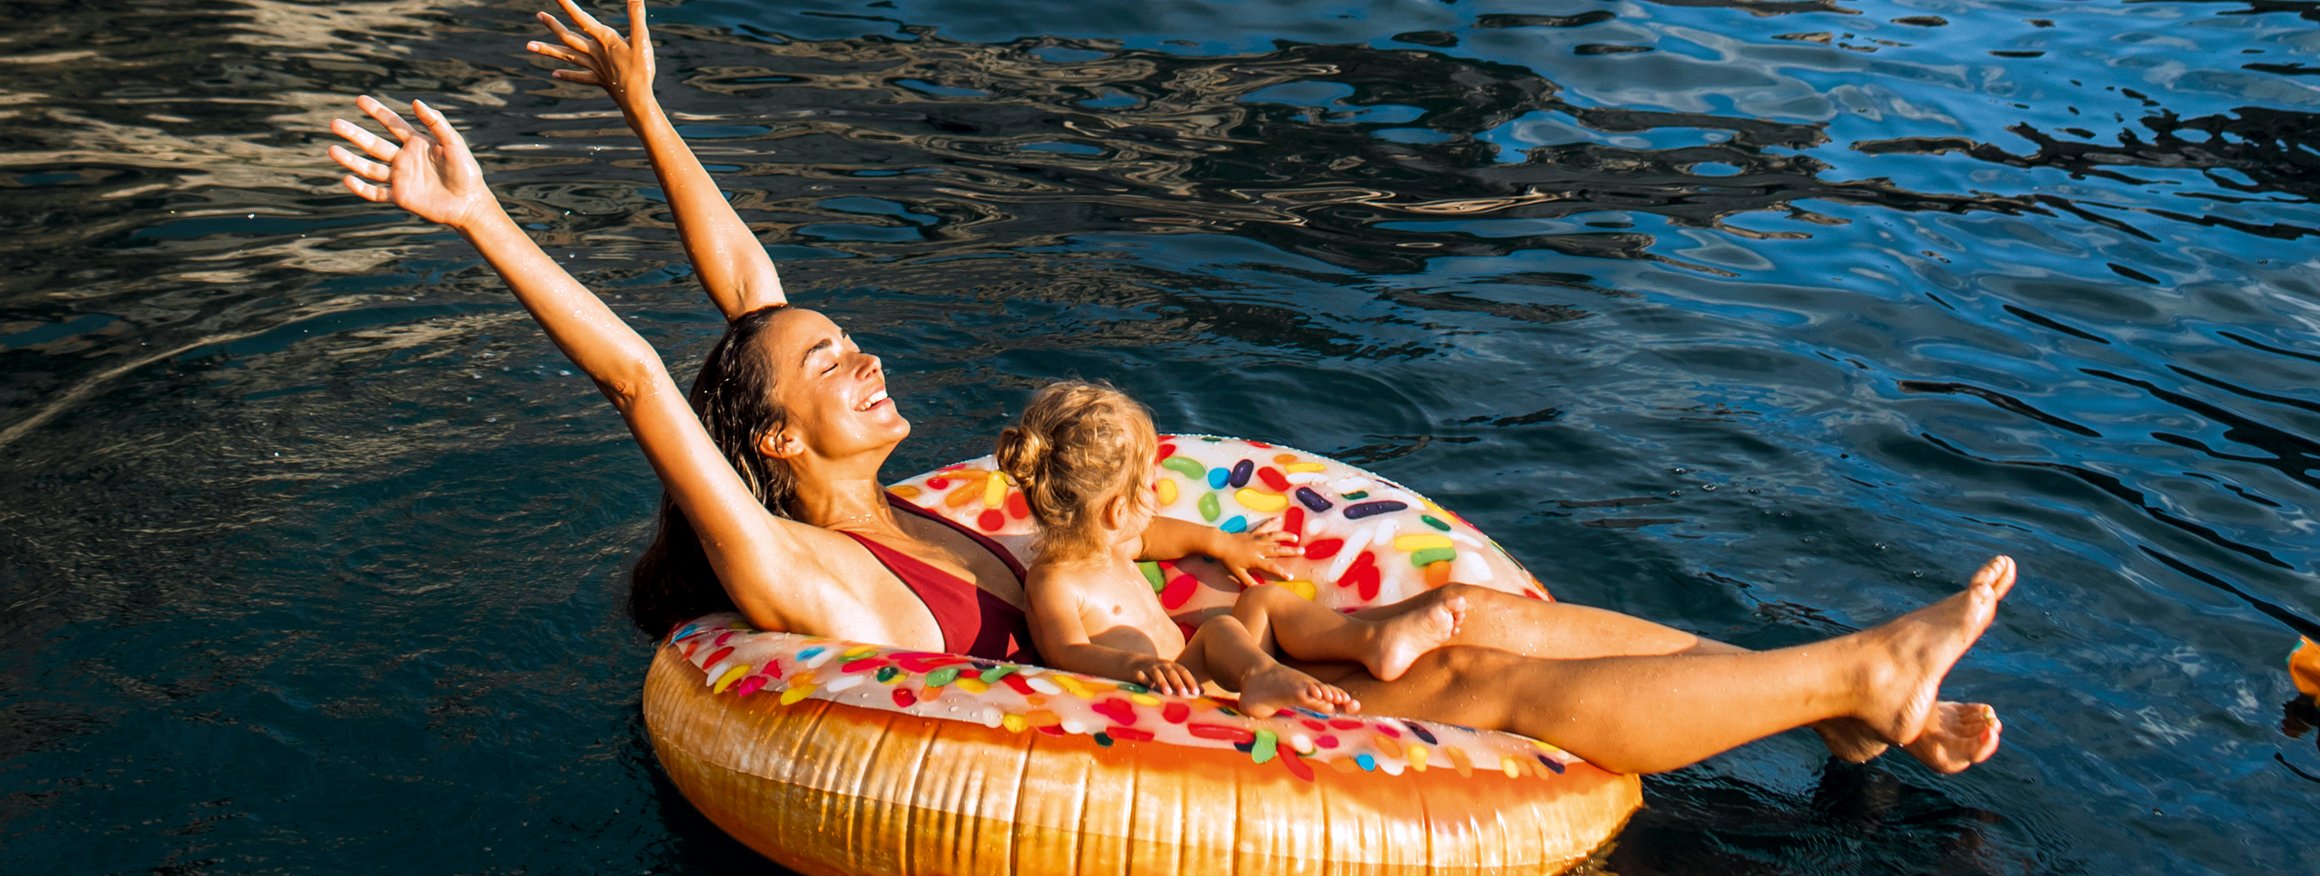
top-left (855, 388), bottom-right (890, 412)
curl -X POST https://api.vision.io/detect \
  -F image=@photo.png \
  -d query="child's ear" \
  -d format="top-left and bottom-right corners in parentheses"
top-left (1100, 493), bottom-right (1132, 530)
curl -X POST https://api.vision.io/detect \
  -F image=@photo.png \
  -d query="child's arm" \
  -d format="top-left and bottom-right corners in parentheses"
top-left (1138, 517), bottom-right (1301, 589)
top-left (529, 0), bottom-right (784, 319)
top-left (1023, 568), bottom-right (1202, 696)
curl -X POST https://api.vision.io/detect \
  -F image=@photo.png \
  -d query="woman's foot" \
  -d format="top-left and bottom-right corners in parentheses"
top-left (1852, 555), bottom-right (2015, 747)
top-left (1815, 701), bottom-right (2004, 772)
top-left (1239, 664), bottom-right (1360, 717)
top-left (1366, 596), bottom-right (1467, 681)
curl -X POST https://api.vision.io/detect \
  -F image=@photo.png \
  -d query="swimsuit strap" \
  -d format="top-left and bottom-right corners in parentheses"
top-left (828, 494), bottom-right (1034, 661)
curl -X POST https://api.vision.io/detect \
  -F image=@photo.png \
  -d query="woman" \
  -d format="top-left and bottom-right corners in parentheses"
top-left (321, 0), bottom-right (2009, 776)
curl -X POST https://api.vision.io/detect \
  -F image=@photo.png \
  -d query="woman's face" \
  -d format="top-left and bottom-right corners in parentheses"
top-left (756, 307), bottom-right (910, 462)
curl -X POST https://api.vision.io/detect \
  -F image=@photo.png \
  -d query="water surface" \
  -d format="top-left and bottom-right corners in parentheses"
top-left (3, 0), bottom-right (2316, 872)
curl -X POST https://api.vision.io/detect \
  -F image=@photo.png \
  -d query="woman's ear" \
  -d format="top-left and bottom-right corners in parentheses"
top-left (757, 427), bottom-right (802, 460)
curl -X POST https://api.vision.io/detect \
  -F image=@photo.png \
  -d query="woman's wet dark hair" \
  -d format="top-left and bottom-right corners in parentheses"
top-left (628, 305), bottom-right (797, 637)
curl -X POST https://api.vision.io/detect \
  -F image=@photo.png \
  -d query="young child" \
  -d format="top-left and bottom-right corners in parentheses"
top-left (995, 381), bottom-right (1467, 717)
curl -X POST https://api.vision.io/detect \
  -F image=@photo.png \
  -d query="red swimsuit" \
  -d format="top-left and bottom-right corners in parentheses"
top-left (834, 494), bottom-right (1038, 662)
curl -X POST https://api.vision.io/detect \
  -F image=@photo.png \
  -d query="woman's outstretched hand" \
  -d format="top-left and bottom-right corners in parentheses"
top-left (528, 0), bottom-right (656, 111)
top-left (327, 96), bottom-right (498, 232)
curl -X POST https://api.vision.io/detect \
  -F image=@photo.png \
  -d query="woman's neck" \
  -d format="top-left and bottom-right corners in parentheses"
top-left (787, 454), bottom-right (899, 532)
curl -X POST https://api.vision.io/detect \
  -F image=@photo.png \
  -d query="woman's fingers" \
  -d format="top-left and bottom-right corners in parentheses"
top-left (551, 68), bottom-right (605, 86)
top-left (327, 144), bottom-right (389, 181)
top-left (537, 11), bottom-right (598, 56)
top-left (555, 0), bottom-right (614, 40)
top-left (525, 39), bottom-right (590, 68)
top-left (341, 175), bottom-right (391, 203)
top-left (411, 99), bottom-right (469, 156)
top-left (330, 118), bottom-right (399, 163)
top-left (356, 95), bottom-right (421, 143)
top-left (626, 0), bottom-right (648, 47)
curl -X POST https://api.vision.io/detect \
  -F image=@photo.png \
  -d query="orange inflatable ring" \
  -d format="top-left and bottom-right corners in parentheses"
top-left (643, 436), bottom-right (1641, 874)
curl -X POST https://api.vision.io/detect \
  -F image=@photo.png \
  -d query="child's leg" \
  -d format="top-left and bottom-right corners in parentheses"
top-left (1178, 615), bottom-right (1357, 717)
top-left (1233, 585), bottom-right (1467, 682)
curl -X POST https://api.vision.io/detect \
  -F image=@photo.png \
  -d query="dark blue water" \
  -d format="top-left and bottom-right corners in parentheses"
top-left (4, 0), bottom-right (2316, 872)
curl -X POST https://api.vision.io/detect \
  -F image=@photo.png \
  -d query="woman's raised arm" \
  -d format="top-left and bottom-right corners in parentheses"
top-left (325, 95), bottom-right (851, 632)
top-left (528, 0), bottom-right (784, 320)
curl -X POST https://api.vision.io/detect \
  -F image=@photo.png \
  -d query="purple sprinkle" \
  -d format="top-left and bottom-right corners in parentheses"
top-left (1294, 487), bottom-right (1333, 512)
top-left (1536, 753), bottom-right (1565, 774)
top-left (1402, 720), bottom-right (1437, 745)
top-left (1228, 459), bottom-right (1254, 488)
top-left (1343, 500), bottom-right (1408, 519)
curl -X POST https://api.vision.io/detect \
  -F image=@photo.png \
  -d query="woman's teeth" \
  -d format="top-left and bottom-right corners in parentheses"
top-left (857, 389), bottom-right (888, 411)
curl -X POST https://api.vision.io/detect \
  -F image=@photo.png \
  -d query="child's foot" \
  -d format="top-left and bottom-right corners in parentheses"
top-left (1366, 596), bottom-right (1466, 682)
top-left (1852, 555), bottom-right (2015, 748)
top-left (1239, 664), bottom-right (1360, 718)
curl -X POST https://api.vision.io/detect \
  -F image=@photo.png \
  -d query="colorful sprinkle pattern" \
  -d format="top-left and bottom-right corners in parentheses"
top-left (670, 615), bottom-right (1583, 782)
top-left (670, 438), bottom-right (1587, 783)
top-left (885, 434), bottom-right (1553, 615)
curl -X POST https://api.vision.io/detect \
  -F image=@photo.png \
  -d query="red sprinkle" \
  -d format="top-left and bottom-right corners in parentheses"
top-left (1156, 443), bottom-right (1176, 460)
top-left (1001, 674), bottom-right (1036, 696)
top-left (1006, 492), bottom-right (1029, 520)
top-left (926, 476), bottom-right (950, 490)
top-left (1256, 466), bottom-right (1291, 492)
top-left (1162, 702), bottom-right (1191, 724)
top-left (1279, 749), bottom-right (1314, 781)
top-left (1159, 573), bottom-right (1199, 610)
top-left (703, 646), bottom-right (734, 667)
top-left (732, 676), bottom-right (769, 697)
top-left (1303, 538), bottom-right (1344, 561)
top-left (840, 658), bottom-right (887, 674)
top-left (1283, 506), bottom-right (1305, 538)
top-left (1187, 724), bottom-right (1256, 744)
top-left (1090, 698), bottom-right (1139, 726)
top-left (1106, 726), bottom-right (1155, 742)
top-left (892, 688), bottom-right (916, 708)
top-left (977, 509), bottom-right (1005, 531)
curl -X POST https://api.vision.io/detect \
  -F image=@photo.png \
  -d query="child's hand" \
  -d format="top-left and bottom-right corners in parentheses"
top-left (1130, 657), bottom-right (1201, 697)
top-left (1212, 517), bottom-right (1300, 590)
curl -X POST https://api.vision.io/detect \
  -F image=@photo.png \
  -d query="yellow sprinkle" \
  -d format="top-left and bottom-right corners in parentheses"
top-left (1282, 579), bottom-right (1317, 600)
top-left (1156, 478), bottom-right (1179, 506)
top-left (1529, 739), bottom-right (1565, 756)
top-left (983, 472), bottom-right (1007, 508)
top-left (1407, 744), bottom-right (1428, 772)
top-left (1128, 693), bottom-right (1161, 707)
top-left (1446, 745), bottom-right (1474, 777)
top-left (1500, 756), bottom-right (1522, 779)
top-left (891, 484), bottom-right (921, 499)
top-left (954, 677), bottom-right (990, 695)
top-left (711, 664), bottom-right (750, 694)
top-left (1053, 676), bottom-right (1095, 699)
top-left (1393, 533), bottom-right (1454, 553)
top-left (1285, 462), bottom-right (1326, 473)
top-left (779, 682), bottom-right (816, 705)
top-left (842, 645), bottom-right (879, 660)
top-left (1001, 714), bottom-right (1028, 733)
top-left (1235, 487), bottom-right (1289, 513)
top-left (1374, 735), bottom-right (1404, 758)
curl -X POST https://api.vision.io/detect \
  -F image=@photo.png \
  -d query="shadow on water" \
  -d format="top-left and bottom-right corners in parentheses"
top-left (4, 0), bottom-right (2320, 872)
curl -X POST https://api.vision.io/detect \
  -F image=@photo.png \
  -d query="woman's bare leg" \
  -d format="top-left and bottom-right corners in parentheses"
top-left (1233, 584), bottom-right (1466, 681)
top-left (1307, 556), bottom-right (2014, 775)
top-left (1356, 573), bottom-right (2004, 769)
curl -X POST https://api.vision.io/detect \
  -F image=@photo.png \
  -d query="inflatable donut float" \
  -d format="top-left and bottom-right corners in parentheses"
top-left (643, 436), bottom-right (1641, 874)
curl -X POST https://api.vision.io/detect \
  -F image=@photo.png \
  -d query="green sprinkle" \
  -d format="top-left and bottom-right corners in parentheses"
top-left (1421, 514), bottom-right (1450, 531)
top-left (876, 666), bottom-right (899, 682)
top-left (1251, 729), bottom-right (1278, 764)
top-left (979, 664), bottom-right (1019, 683)
top-left (1161, 457), bottom-right (1207, 479)
top-left (1139, 561), bottom-right (1166, 593)
top-left (1410, 547), bottom-right (1457, 567)
top-left (1198, 491), bottom-right (1221, 522)
top-left (925, 667), bottom-right (961, 687)
top-left (1343, 490), bottom-right (1369, 500)
top-left (1093, 732), bottom-right (1114, 747)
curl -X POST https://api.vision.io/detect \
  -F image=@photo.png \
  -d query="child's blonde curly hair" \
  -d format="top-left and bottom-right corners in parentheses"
top-left (993, 381), bottom-right (1158, 562)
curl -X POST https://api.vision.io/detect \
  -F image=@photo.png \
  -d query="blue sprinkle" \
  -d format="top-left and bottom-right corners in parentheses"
top-left (1228, 459), bottom-right (1254, 488)
top-left (797, 646), bottom-right (825, 661)
top-left (1294, 487), bottom-right (1333, 512)
top-left (1234, 741), bottom-right (1255, 753)
top-left (1356, 754), bottom-right (1377, 772)
top-left (1221, 515), bottom-right (1249, 533)
top-left (1343, 500), bottom-right (1408, 520)
top-left (671, 623), bottom-right (701, 643)
top-left (1207, 468), bottom-right (1230, 489)
top-left (1403, 721), bottom-right (1437, 745)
